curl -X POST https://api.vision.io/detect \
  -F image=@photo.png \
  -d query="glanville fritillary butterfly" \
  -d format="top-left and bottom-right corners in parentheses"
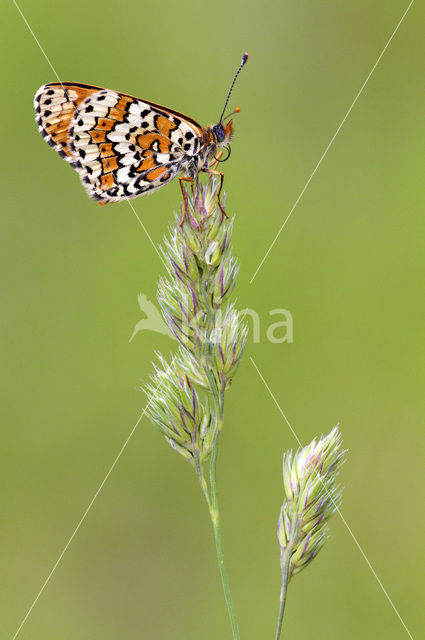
top-left (34, 53), bottom-right (248, 221)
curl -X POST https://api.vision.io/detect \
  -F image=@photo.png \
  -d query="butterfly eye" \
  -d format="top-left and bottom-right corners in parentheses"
top-left (213, 123), bottom-right (226, 142)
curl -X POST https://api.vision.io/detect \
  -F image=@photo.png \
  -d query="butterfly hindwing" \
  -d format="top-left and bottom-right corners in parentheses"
top-left (35, 82), bottom-right (204, 203)
top-left (34, 83), bottom-right (99, 164)
top-left (71, 88), bottom-right (187, 202)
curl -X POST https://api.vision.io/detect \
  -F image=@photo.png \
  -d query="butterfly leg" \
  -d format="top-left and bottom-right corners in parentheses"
top-left (179, 176), bottom-right (193, 226)
top-left (209, 150), bottom-right (224, 171)
top-left (207, 170), bottom-right (228, 218)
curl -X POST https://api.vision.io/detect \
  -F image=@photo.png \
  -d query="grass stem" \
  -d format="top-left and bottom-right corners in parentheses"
top-left (209, 431), bottom-right (240, 640)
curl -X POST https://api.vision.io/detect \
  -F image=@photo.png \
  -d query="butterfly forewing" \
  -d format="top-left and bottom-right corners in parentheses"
top-left (35, 82), bottom-right (205, 203)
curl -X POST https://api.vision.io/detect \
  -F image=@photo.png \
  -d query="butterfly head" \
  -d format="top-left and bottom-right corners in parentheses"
top-left (209, 53), bottom-right (247, 159)
top-left (212, 119), bottom-right (234, 145)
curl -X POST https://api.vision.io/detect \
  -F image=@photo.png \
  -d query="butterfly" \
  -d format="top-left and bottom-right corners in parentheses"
top-left (34, 54), bottom-right (248, 221)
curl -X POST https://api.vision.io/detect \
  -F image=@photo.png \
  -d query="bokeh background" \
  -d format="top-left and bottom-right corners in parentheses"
top-left (1, 1), bottom-right (424, 638)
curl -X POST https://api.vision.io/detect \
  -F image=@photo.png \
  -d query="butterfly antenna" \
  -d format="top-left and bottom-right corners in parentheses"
top-left (219, 53), bottom-right (248, 123)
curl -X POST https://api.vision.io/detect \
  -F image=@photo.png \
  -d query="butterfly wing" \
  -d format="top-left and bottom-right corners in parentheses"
top-left (34, 83), bottom-right (98, 164)
top-left (34, 82), bottom-right (204, 203)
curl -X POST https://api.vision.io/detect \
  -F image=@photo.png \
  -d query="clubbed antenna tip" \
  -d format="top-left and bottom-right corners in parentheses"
top-left (219, 52), bottom-right (249, 123)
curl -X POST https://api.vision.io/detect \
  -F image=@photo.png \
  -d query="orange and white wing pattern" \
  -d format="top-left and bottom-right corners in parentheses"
top-left (34, 82), bottom-right (205, 203)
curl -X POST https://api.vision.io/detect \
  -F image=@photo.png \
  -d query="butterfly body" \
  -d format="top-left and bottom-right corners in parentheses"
top-left (34, 82), bottom-right (233, 205)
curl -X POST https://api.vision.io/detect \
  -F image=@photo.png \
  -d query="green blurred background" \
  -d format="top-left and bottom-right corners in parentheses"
top-left (1, 1), bottom-right (424, 638)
